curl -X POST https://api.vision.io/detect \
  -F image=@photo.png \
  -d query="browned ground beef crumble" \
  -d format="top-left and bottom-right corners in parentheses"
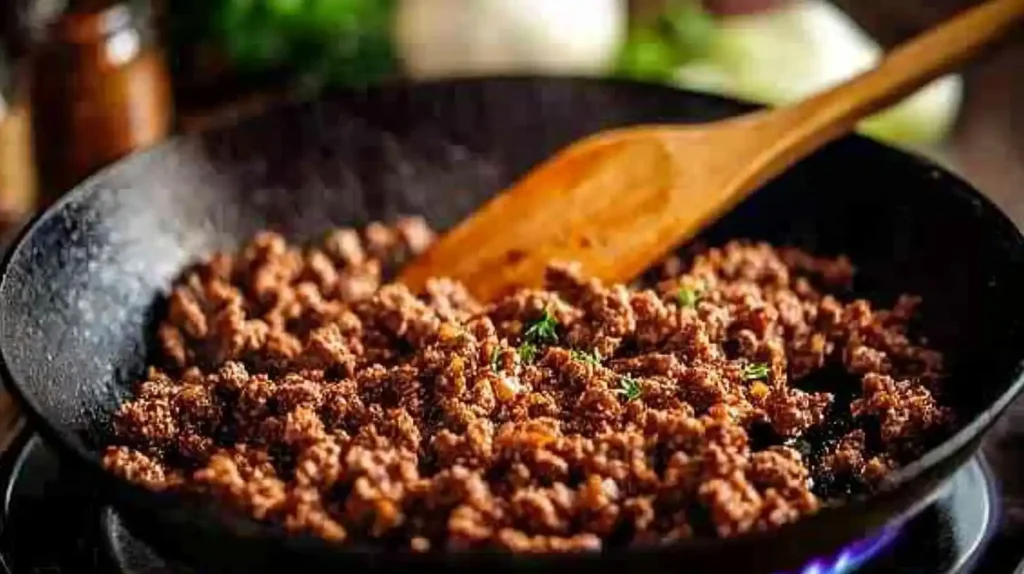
top-left (103, 216), bottom-right (953, 552)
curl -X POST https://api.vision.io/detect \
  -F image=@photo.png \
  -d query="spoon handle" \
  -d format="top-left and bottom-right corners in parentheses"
top-left (751, 0), bottom-right (1024, 157)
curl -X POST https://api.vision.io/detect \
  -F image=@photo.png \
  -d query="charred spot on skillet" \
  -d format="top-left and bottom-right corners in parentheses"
top-left (102, 218), bottom-right (954, 552)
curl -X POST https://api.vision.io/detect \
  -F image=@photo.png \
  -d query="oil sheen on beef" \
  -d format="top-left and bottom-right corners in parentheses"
top-left (102, 216), bottom-right (952, 552)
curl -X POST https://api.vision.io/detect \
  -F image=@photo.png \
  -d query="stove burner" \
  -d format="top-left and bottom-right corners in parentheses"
top-left (101, 508), bottom-right (193, 573)
top-left (778, 451), bottom-right (996, 574)
top-left (0, 433), bottom-right (1002, 573)
top-left (783, 526), bottom-right (900, 574)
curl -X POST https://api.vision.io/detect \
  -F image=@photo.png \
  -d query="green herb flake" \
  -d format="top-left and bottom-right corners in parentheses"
top-left (571, 348), bottom-right (603, 367)
top-left (518, 341), bottom-right (538, 364)
top-left (523, 309), bottom-right (559, 345)
top-left (615, 375), bottom-right (644, 402)
top-left (742, 363), bottom-right (771, 381)
top-left (614, 0), bottom-right (717, 83)
top-left (489, 347), bottom-right (502, 371)
top-left (676, 287), bottom-right (700, 308)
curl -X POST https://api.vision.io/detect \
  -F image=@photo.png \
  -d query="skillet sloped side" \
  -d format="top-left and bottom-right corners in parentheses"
top-left (0, 77), bottom-right (1023, 573)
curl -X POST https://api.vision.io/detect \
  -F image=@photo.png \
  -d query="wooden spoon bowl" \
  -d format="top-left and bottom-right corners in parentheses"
top-left (399, 0), bottom-right (1024, 301)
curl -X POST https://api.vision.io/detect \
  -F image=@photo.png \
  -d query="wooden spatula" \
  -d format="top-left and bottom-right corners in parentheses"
top-left (399, 0), bottom-right (1024, 302)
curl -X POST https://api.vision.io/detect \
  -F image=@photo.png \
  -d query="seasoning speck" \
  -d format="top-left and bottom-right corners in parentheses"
top-left (743, 363), bottom-right (770, 381)
top-left (615, 375), bottom-right (643, 402)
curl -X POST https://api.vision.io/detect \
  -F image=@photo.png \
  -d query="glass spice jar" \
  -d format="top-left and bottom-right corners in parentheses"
top-left (30, 0), bottom-right (172, 205)
top-left (0, 44), bottom-right (38, 235)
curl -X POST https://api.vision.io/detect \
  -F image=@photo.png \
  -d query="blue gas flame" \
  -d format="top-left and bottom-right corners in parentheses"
top-left (774, 525), bottom-right (901, 574)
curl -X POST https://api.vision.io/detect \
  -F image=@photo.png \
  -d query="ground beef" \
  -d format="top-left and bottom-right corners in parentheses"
top-left (102, 216), bottom-right (953, 552)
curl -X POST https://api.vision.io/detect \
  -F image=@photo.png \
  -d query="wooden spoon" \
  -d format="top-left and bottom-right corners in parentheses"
top-left (399, 0), bottom-right (1024, 302)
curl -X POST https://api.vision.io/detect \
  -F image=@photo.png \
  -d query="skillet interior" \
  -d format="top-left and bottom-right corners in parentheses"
top-left (1, 77), bottom-right (1024, 572)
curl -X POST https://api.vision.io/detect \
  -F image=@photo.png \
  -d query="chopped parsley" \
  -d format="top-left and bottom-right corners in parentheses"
top-left (615, 375), bottom-right (643, 402)
top-left (518, 341), bottom-right (538, 364)
top-left (517, 308), bottom-right (558, 365)
top-left (571, 348), bottom-right (603, 367)
top-left (676, 287), bottom-right (700, 308)
top-left (489, 347), bottom-right (501, 371)
top-left (742, 363), bottom-right (770, 381)
top-left (523, 309), bottom-right (559, 345)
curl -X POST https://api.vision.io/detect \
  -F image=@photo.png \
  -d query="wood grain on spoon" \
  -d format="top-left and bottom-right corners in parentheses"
top-left (400, 0), bottom-right (1024, 302)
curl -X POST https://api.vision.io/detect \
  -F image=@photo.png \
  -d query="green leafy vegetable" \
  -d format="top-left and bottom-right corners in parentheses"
top-left (571, 348), bottom-right (603, 367)
top-left (615, 375), bottom-right (644, 402)
top-left (658, 0), bottom-right (717, 60)
top-left (615, 28), bottom-right (680, 82)
top-left (523, 309), bottom-right (559, 345)
top-left (616, 0), bottom-right (717, 82)
top-left (742, 363), bottom-right (770, 381)
top-left (174, 0), bottom-right (399, 87)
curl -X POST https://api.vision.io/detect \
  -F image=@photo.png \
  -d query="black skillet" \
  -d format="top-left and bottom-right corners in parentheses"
top-left (0, 77), bottom-right (1023, 574)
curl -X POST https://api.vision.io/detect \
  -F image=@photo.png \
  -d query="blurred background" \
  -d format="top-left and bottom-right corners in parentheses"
top-left (0, 0), bottom-right (1019, 238)
top-left (2, 0), bottom-right (1024, 558)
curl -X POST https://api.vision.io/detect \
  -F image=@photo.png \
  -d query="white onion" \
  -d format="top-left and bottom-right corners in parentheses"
top-left (394, 0), bottom-right (628, 79)
top-left (673, 0), bottom-right (963, 146)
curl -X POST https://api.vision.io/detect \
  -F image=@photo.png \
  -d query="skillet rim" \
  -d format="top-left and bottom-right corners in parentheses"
top-left (0, 75), bottom-right (1022, 565)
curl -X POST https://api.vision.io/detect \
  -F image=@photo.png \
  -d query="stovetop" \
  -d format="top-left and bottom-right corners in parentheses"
top-left (0, 429), bottom-right (1009, 573)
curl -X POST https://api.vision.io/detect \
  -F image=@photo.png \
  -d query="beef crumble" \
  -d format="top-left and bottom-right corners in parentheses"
top-left (103, 217), bottom-right (952, 552)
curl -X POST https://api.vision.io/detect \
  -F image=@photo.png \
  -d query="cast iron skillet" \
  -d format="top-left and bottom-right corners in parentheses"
top-left (1, 77), bottom-right (1023, 573)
